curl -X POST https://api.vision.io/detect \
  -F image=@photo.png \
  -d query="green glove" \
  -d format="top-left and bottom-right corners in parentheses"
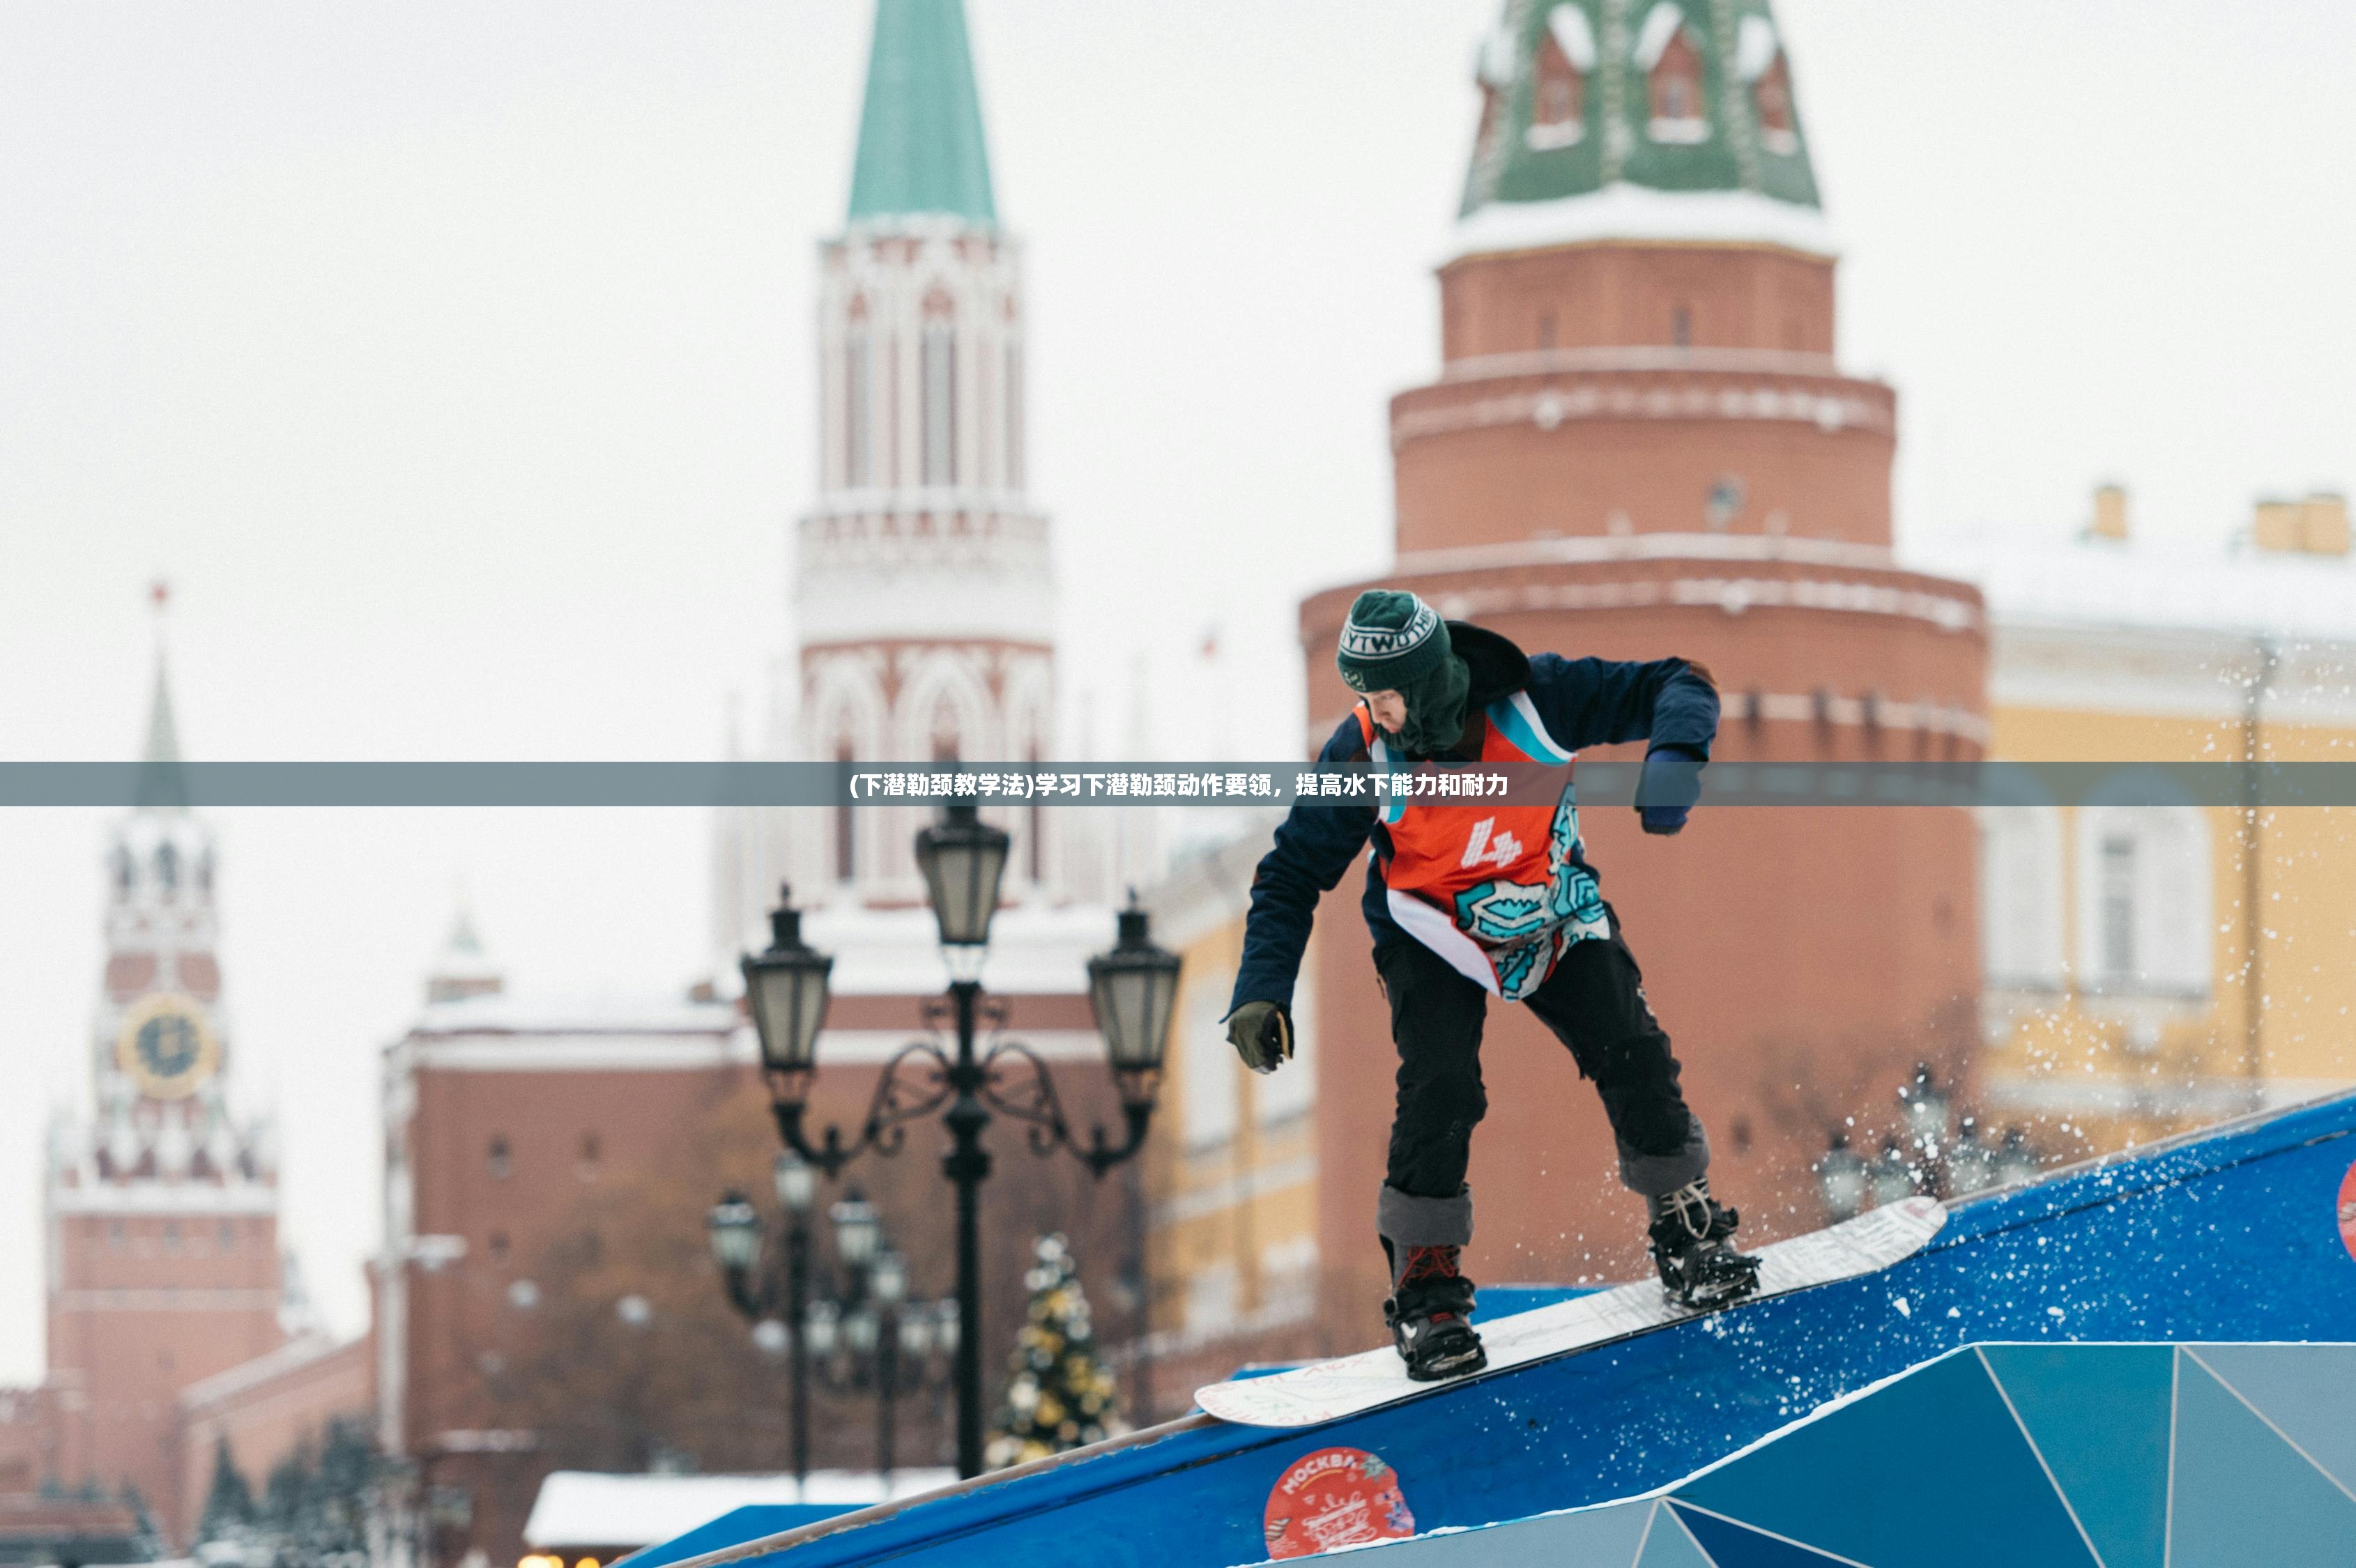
top-left (1225, 1000), bottom-right (1294, 1075)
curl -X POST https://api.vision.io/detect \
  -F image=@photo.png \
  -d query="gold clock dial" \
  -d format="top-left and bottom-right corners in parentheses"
top-left (114, 992), bottom-right (221, 1100)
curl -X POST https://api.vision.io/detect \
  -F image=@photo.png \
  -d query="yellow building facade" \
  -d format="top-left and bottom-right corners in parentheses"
top-left (1137, 820), bottom-right (1329, 1389)
top-left (1926, 495), bottom-right (2356, 1158)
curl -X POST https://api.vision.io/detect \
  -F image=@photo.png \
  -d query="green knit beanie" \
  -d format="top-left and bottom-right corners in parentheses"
top-left (1336, 590), bottom-right (1471, 753)
top-left (1336, 590), bottom-right (1449, 695)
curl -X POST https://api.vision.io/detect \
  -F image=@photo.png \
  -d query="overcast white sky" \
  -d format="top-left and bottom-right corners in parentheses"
top-left (1, 1), bottom-right (2351, 1378)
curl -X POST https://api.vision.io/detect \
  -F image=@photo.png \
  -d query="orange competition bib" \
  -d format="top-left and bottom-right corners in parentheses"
top-left (1355, 694), bottom-right (1607, 1000)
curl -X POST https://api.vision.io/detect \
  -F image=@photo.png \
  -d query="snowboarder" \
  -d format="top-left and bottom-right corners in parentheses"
top-left (1225, 589), bottom-right (1757, 1381)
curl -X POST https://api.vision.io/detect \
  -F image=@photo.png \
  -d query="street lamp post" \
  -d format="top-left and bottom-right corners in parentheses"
top-left (710, 1176), bottom-right (952, 1484)
top-left (1816, 1132), bottom-right (1869, 1222)
top-left (915, 802), bottom-right (1013, 1483)
top-left (738, 810), bottom-right (1182, 1479)
top-left (1946, 1116), bottom-right (1998, 1197)
top-left (1869, 1137), bottom-right (1917, 1208)
top-left (808, 1227), bottom-right (953, 1484)
top-left (869, 1247), bottom-right (906, 1479)
top-left (1993, 1125), bottom-right (2042, 1189)
top-left (777, 1153), bottom-right (817, 1481)
top-left (706, 1152), bottom-right (822, 1482)
top-left (1898, 1062), bottom-right (1955, 1194)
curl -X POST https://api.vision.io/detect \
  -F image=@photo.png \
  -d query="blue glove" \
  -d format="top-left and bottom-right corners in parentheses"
top-left (1637, 746), bottom-right (1705, 836)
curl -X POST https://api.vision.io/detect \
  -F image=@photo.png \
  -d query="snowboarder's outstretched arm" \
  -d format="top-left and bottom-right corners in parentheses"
top-left (1527, 654), bottom-right (1720, 833)
top-left (1522, 654), bottom-right (1720, 757)
top-left (1230, 715), bottom-right (1378, 1013)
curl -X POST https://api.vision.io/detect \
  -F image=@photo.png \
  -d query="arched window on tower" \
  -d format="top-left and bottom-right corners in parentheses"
top-left (1637, 6), bottom-right (1709, 143)
top-left (844, 297), bottom-right (873, 487)
top-left (1752, 54), bottom-right (1798, 154)
top-left (834, 739), bottom-right (856, 884)
top-left (1527, 5), bottom-right (1593, 149)
top-left (1004, 341), bottom-right (1025, 491)
top-left (1734, 15), bottom-right (1799, 155)
top-left (929, 695), bottom-right (961, 765)
top-left (921, 293), bottom-right (958, 486)
top-left (111, 845), bottom-right (133, 900)
top-left (155, 841), bottom-right (178, 896)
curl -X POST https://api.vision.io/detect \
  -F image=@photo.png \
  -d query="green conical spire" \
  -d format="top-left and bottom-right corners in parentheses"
top-left (136, 652), bottom-right (190, 814)
top-left (846, 0), bottom-right (997, 227)
top-left (1461, 0), bottom-right (1821, 220)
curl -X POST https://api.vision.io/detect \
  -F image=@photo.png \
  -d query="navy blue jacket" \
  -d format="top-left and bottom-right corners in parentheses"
top-left (1229, 624), bottom-right (1718, 1012)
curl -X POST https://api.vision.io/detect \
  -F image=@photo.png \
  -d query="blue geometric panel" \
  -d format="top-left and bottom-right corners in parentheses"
top-left (1676, 1348), bottom-right (2097, 1567)
top-left (2187, 1342), bottom-right (2356, 1494)
top-left (1979, 1344), bottom-right (2171, 1568)
top-left (1668, 1506), bottom-right (1853, 1567)
top-left (1363, 1496), bottom-right (1653, 1566)
top-left (1635, 1503), bottom-right (1715, 1568)
top-left (2168, 1358), bottom-right (2356, 1567)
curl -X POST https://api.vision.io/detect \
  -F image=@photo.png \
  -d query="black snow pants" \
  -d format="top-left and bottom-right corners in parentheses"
top-left (1371, 905), bottom-right (1711, 1266)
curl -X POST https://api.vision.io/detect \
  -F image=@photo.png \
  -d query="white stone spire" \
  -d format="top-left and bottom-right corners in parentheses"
top-left (711, 1), bottom-right (1149, 966)
top-left (786, 0), bottom-right (1057, 905)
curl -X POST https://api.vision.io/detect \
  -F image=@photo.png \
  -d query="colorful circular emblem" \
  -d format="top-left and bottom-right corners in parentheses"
top-left (2339, 1157), bottom-right (2356, 1263)
top-left (1262, 1446), bottom-right (1414, 1559)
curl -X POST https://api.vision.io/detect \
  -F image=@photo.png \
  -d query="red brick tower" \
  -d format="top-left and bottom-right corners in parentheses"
top-left (45, 648), bottom-right (285, 1540)
top-left (1302, 0), bottom-right (1988, 1319)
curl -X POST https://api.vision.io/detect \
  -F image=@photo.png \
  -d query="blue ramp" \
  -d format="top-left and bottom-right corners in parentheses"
top-left (678, 1090), bottom-right (2356, 1568)
top-left (1261, 1342), bottom-right (2356, 1567)
top-left (613, 1507), bottom-right (862, 1568)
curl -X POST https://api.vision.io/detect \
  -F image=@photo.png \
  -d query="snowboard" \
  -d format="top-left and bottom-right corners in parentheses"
top-left (1195, 1197), bottom-right (1947, 1429)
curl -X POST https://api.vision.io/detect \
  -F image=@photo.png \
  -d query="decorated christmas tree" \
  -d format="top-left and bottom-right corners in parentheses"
top-left (985, 1233), bottom-right (1128, 1468)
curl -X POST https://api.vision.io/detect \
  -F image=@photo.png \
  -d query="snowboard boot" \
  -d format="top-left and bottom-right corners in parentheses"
top-left (1384, 1245), bottom-right (1489, 1382)
top-left (1647, 1178), bottom-right (1762, 1310)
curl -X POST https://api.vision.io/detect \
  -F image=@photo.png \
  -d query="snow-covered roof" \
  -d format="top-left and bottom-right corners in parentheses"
top-left (408, 991), bottom-right (737, 1038)
top-left (177, 1331), bottom-right (362, 1412)
top-left (1907, 528), bottom-right (2356, 646)
top-left (1476, 21), bottom-right (1517, 89)
top-left (796, 899), bottom-right (1120, 997)
top-left (1631, 3), bottom-right (1686, 72)
top-left (1547, 5), bottom-right (1597, 72)
top-left (394, 992), bottom-right (745, 1073)
top-left (1450, 185), bottom-right (1837, 263)
top-left (399, 905), bottom-right (1133, 1073)
top-left (523, 1470), bottom-right (954, 1549)
top-left (1734, 14), bottom-right (1781, 82)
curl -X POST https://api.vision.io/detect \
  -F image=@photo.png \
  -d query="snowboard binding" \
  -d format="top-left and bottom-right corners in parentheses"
top-left (1384, 1245), bottom-right (1489, 1382)
top-left (1648, 1178), bottom-right (1762, 1310)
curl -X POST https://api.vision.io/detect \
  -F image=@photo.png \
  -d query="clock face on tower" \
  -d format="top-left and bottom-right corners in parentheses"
top-left (114, 992), bottom-right (221, 1100)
